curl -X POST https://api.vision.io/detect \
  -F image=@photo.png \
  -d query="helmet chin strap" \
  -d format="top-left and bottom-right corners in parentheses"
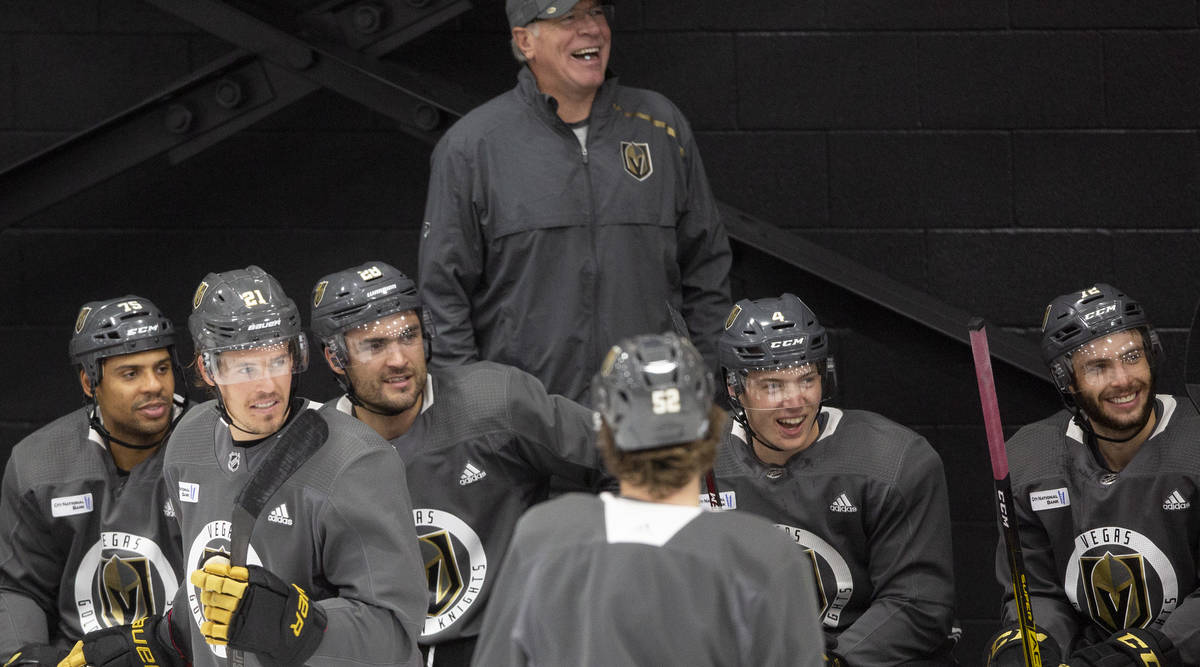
top-left (87, 396), bottom-right (184, 452)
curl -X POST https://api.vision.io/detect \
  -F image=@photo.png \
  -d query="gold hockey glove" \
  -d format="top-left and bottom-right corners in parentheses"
top-left (986, 623), bottom-right (1065, 667)
top-left (56, 613), bottom-right (187, 667)
top-left (1068, 627), bottom-right (1180, 667)
top-left (190, 556), bottom-right (327, 667)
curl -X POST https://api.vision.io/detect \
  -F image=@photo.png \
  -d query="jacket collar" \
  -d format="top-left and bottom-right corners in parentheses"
top-left (516, 65), bottom-right (619, 129)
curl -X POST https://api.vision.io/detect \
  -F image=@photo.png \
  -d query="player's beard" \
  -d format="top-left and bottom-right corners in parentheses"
top-left (1078, 375), bottom-right (1156, 437)
top-left (353, 365), bottom-right (426, 416)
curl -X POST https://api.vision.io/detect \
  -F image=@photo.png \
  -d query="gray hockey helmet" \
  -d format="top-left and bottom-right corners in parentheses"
top-left (189, 266), bottom-right (308, 381)
top-left (718, 293), bottom-right (836, 408)
top-left (1041, 283), bottom-right (1161, 395)
top-left (69, 295), bottom-right (176, 386)
top-left (310, 260), bottom-right (433, 366)
top-left (592, 332), bottom-right (713, 452)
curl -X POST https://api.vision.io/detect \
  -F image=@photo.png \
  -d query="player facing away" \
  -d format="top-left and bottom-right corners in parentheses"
top-left (309, 260), bottom-right (612, 667)
top-left (0, 296), bottom-right (187, 666)
top-left (61, 266), bottom-right (427, 667)
top-left (713, 294), bottom-right (957, 665)
top-left (471, 333), bottom-right (825, 667)
top-left (985, 284), bottom-right (1194, 667)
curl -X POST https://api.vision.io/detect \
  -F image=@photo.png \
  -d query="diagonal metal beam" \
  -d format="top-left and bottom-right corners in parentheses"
top-left (720, 203), bottom-right (1049, 382)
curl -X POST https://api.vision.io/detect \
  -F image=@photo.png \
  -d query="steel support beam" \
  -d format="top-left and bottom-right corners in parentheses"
top-left (720, 203), bottom-right (1048, 381)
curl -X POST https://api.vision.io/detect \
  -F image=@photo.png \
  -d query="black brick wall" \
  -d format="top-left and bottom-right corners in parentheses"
top-left (3, 1), bottom-right (1199, 663)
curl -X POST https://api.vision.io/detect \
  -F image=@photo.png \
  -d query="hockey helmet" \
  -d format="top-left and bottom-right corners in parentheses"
top-left (310, 260), bottom-right (433, 367)
top-left (189, 266), bottom-right (308, 384)
top-left (69, 295), bottom-right (176, 387)
top-left (719, 294), bottom-right (836, 413)
top-left (1041, 283), bottom-right (1161, 395)
top-left (592, 332), bottom-right (713, 452)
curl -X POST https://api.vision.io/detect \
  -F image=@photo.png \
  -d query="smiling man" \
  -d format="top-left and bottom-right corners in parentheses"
top-left (986, 284), bottom-right (1197, 667)
top-left (711, 294), bottom-right (957, 665)
top-left (0, 296), bottom-right (186, 666)
top-left (309, 260), bottom-right (610, 667)
top-left (418, 0), bottom-right (731, 404)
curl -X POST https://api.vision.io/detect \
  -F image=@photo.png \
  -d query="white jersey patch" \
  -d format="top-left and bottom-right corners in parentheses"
top-left (414, 508), bottom-right (488, 638)
top-left (52, 493), bottom-right (94, 517)
top-left (1030, 487), bottom-right (1070, 512)
top-left (178, 482), bottom-right (199, 503)
top-left (698, 491), bottom-right (736, 510)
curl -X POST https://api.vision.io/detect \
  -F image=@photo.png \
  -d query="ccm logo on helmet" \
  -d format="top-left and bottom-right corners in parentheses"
top-left (1080, 304), bottom-right (1117, 323)
top-left (769, 337), bottom-right (806, 349)
top-left (125, 325), bottom-right (159, 336)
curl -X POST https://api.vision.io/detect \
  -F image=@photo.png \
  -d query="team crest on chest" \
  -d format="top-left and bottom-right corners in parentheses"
top-left (1064, 527), bottom-right (1178, 634)
top-left (620, 141), bottom-right (653, 181)
top-left (414, 508), bottom-right (488, 638)
top-left (775, 524), bottom-right (854, 629)
top-left (74, 532), bottom-right (179, 634)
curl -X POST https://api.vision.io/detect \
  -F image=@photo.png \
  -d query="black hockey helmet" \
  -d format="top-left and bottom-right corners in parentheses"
top-left (189, 265), bottom-right (308, 384)
top-left (718, 294), bottom-right (837, 417)
top-left (310, 260), bottom-right (434, 368)
top-left (1040, 283), bottom-right (1161, 397)
top-left (592, 332), bottom-right (714, 452)
top-left (70, 295), bottom-right (177, 387)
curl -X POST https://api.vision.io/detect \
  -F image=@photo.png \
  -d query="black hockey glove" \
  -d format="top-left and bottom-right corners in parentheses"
top-left (822, 632), bottom-right (845, 666)
top-left (57, 613), bottom-right (187, 667)
top-left (3, 643), bottom-right (66, 666)
top-left (190, 556), bottom-right (327, 667)
top-left (986, 623), bottom-right (1064, 667)
top-left (1068, 628), bottom-right (1180, 667)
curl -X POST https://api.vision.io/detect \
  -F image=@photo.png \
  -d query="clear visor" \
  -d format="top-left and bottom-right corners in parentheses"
top-left (1066, 329), bottom-right (1148, 387)
top-left (736, 361), bottom-right (824, 410)
top-left (342, 316), bottom-right (422, 365)
top-left (206, 339), bottom-right (308, 384)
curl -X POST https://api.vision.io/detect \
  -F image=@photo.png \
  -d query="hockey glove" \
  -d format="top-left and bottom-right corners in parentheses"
top-left (4, 643), bottom-right (66, 666)
top-left (189, 556), bottom-right (327, 667)
top-left (822, 632), bottom-right (845, 666)
top-left (56, 613), bottom-right (187, 667)
top-left (986, 623), bottom-right (1064, 667)
top-left (1068, 628), bottom-right (1180, 667)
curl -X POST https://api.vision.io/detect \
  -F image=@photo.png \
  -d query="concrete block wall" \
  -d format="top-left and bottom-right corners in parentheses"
top-left (3, 1), bottom-right (1199, 662)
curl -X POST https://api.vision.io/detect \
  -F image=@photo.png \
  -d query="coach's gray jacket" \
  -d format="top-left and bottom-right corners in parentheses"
top-left (419, 66), bottom-right (731, 403)
top-left (163, 399), bottom-right (426, 666)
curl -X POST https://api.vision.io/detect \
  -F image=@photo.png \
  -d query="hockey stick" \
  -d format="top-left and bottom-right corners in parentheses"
top-left (968, 319), bottom-right (1042, 667)
top-left (1186, 298), bottom-right (1200, 413)
top-left (225, 406), bottom-right (328, 666)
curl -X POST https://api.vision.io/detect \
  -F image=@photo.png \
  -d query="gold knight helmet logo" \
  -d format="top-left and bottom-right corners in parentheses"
top-left (621, 141), bottom-right (654, 181)
top-left (1082, 552), bottom-right (1151, 631)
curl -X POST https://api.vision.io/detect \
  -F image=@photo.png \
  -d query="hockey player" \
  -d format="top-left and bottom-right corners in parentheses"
top-left (0, 296), bottom-right (186, 665)
top-left (59, 266), bottom-right (427, 667)
top-left (714, 294), bottom-right (957, 665)
top-left (471, 333), bottom-right (824, 666)
top-left (308, 260), bottom-right (611, 667)
top-left (985, 284), bottom-right (1195, 667)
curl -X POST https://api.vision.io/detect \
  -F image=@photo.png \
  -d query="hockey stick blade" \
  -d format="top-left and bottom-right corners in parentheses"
top-left (1186, 298), bottom-right (1200, 413)
top-left (226, 406), bottom-right (327, 666)
top-left (969, 320), bottom-right (1042, 667)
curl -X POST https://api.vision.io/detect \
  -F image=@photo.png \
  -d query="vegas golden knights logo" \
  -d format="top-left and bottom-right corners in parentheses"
top-left (421, 530), bottom-right (464, 616)
top-left (312, 280), bottom-right (328, 308)
top-left (621, 141), bottom-right (653, 181)
top-left (75, 307), bottom-right (93, 334)
top-left (96, 556), bottom-right (154, 626)
top-left (1081, 552), bottom-right (1151, 631)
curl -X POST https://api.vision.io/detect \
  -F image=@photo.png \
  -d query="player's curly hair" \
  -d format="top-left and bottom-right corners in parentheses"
top-left (597, 405), bottom-right (726, 500)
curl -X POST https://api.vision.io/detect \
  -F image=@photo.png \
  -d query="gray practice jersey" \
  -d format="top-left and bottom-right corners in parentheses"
top-left (162, 399), bottom-right (427, 667)
top-left (712, 407), bottom-right (956, 665)
top-left (0, 406), bottom-right (184, 656)
top-left (324, 361), bottom-right (610, 645)
top-left (471, 492), bottom-right (825, 667)
top-left (999, 395), bottom-right (1200, 663)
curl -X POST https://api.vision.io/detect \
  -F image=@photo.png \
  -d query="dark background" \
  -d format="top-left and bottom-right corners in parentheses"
top-left (3, 1), bottom-right (1199, 662)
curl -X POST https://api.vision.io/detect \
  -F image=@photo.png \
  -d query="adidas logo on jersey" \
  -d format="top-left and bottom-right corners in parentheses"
top-left (459, 462), bottom-right (487, 486)
top-left (267, 503), bottom-right (294, 526)
top-left (1163, 490), bottom-right (1191, 510)
top-left (162, 500), bottom-right (175, 518)
top-left (829, 493), bottom-right (858, 513)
